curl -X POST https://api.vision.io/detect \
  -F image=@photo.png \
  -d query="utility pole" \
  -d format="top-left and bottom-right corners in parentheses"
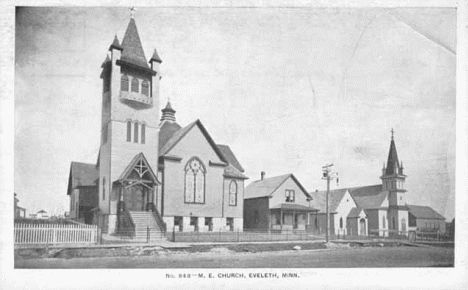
top-left (322, 163), bottom-right (339, 243)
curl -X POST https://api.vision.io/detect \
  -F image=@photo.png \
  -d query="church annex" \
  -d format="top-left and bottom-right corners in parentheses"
top-left (67, 16), bottom-right (247, 235)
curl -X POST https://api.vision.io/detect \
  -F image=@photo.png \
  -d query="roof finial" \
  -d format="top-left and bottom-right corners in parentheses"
top-left (130, 7), bottom-right (136, 19)
top-left (391, 128), bottom-right (394, 140)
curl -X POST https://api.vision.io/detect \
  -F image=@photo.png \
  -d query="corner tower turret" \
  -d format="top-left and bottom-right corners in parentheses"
top-left (98, 14), bottom-right (162, 234)
top-left (380, 129), bottom-right (408, 236)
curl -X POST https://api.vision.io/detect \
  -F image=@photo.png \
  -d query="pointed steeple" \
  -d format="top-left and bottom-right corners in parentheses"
top-left (121, 18), bottom-right (149, 68)
top-left (385, 129), bottom-right (400, 175)
top-left (109, 35), bottom-right (123, 51)
top-left (149, 48), bottom-right (162, 64)
top-left (161, 101), bottom-right (176, 123)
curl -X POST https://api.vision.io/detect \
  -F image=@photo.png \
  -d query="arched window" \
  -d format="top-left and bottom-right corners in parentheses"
top-left (134, 122), bottom-right (139, 143)
top-left (121, 75), bottom-right (129, 91)
top-left (382, 215), bottom-right (386, 228)
top-left (340, 217), bottom-right (343, 229)
top-left (141, 80), bottom-right (149, 96)
top-left (141, 123), bottom-right (146, 144)
top-left (229, 180), bottom-right (237, 206)
top-left (126, 121), bottom-right (132, 142)
top-left (102, 178), bottom-right (106, 200)
top-left (184, 157), bottom-right (205, 204)
top-left (131, 78), bottom-right (139, 93)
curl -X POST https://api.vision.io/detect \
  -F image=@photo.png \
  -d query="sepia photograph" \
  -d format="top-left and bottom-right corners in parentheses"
top-left (2, 1), bottom-right (467, 289)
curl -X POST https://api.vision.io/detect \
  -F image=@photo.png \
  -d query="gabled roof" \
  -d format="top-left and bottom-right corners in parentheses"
top-left (67, 162), bottom-right (99, 195)
top-left (121, 18), bottom-right (149, 69)
top-left (308, 188), bottom-right (349, 213)
top-left (349, 184), bottom-right (387, 209)
top-left (407, 205), bottom-right (445, 220)
top-left (158, 119), bottom-right (227, 164)
top-left (118, 152), bottom-right (159, 184)
top-left (244, 174), bottom-right (310, 200)
top-left (348, 207), bottom-right (366, 218)
top-left (217, 144), bottom-right (245, 173)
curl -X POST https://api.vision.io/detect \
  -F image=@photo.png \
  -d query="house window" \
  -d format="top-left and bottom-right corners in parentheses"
top-left (131, 77), bottom-right (139, 93)
top-left (102, 177), bottom-right (106, 200)
top-left (382, 215), bottom-right (386, 228)
top-left (141, 123), bottom-right (146, 144)
top-left (126, 121), bottom-right (132, 142)
top-left (340, 217), bottom-right (343, 229)
top-left (134, 122), bottom-right (139, 143)
top-left (205, 217), bottom-right (213, 231)
top-left (141, 80), bottom-right (149, 96)
top-left (121, 75), bottom-right (129, 91)
top-left (229, 180), bottom-right (237, 206)
top-left (285, 190), bottom-right (295, 202)
top-left (184, 157), bottom-right (206, 204)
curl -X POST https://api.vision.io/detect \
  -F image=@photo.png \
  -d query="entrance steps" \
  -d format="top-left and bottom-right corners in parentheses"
top-left (128, 211), bottom-right (167, 242)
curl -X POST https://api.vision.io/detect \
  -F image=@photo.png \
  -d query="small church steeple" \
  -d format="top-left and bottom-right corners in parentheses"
top-left (381, 128), bottom-right (406, 191)
top-left (161, 101), bottom-right (176, 123)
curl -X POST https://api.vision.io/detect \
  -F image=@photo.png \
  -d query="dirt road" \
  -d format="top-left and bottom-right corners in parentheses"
top-left (15, 246), bottom-right (453, 268)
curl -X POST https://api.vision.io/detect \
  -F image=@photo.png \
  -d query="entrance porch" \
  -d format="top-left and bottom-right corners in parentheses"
top-left (269, 203), bottom-right (319, 232)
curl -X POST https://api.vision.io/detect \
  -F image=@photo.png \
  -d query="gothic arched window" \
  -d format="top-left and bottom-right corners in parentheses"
top-left (126, 121), bottom-right (132, 142)
top-left (229, 180), bottom-right (237, 206)
top-left (141, 80), bottom-right (149, 96)
top-left (121, 75), bottom-right (129, 91)
top-left (141, 123), bottom-right (146, 144)
top-left (184, 157), bottom-right (206, 204)
top-left (134, 122), bottom-right (139, 143)
top-left (102, 177), bottom-right (106, 200)
top-left (131, 78), bottom-right (139, 93)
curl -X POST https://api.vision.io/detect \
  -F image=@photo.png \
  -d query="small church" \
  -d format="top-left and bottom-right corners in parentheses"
top-left (67, 14), bottom-right (247, 236)
top-left (309, 131), bottom-right (446, 237)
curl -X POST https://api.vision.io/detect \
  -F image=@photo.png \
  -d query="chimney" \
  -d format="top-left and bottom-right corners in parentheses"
top-left (261, 171), bottom-right (265, 180)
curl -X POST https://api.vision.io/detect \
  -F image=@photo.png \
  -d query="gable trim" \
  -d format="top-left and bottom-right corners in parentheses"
top-left (118, 152), bottom-right (160, 185)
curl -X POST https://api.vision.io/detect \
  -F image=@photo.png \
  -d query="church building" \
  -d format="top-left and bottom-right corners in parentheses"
top-left (67, 15), bottom-right (247, 236)
top-left (309, 132), bottom-right (411, 237)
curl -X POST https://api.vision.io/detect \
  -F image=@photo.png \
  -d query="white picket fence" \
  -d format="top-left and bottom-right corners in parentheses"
top-left (14, 223), bottom-right (98, 245)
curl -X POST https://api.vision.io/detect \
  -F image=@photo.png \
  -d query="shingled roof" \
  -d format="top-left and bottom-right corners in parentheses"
top-left (407, 205), bottom-right (445, 220)
top-left (245, 174), bottom-right (310, 200)
top-left (217, 144), bottom-right (244, 172)
top-left (120, 18), bottom-right (149, 69)
top-left (385, 136), bottom-right (401, 175)
top-left (158, 120), bottom-right (228, 164)
top-left (348, 184), bottom-right (387, 209)
top-left (159, 121), bottom-right (182, 152)
top-left (308, 188), bottom-right (350, 213)
top-left (67, 162), bottom-right (99, 195)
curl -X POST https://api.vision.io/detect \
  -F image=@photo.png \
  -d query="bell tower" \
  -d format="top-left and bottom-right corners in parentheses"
top-left (98, 13), bottom-right (162, 233)
top-left (380, 129), bottom-right (408, 235)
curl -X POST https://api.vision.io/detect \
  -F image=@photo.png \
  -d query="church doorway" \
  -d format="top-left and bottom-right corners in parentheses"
top-left (359, 218), bottom-right (366, 236)
top-left (124, 184), bottom-right (148, 211)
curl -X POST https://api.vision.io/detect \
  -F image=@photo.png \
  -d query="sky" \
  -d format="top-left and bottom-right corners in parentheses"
top-left (14, 7), bottom-right (456, 219)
